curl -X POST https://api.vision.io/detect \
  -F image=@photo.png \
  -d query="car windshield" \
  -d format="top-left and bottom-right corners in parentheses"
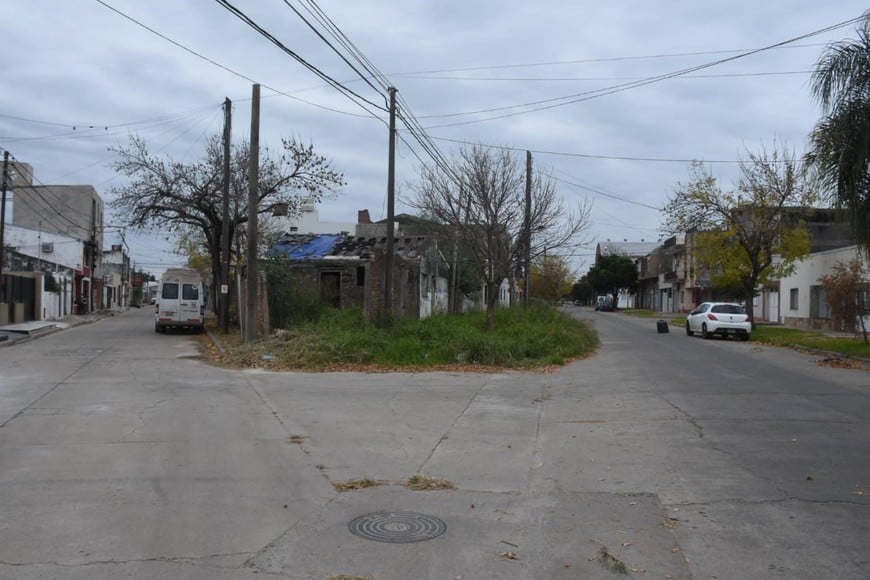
top-left (711, 304), bottom-right (745, 315)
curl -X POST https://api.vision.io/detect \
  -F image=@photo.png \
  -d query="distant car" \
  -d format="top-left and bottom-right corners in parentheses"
top-left (686, 302), bottom-right (751, 340)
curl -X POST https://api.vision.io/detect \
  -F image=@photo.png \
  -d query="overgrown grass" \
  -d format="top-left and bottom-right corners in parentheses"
top-left (208, 303), bottom-right (598, 371)
top-left (752, 325), bottom-right (870, 358)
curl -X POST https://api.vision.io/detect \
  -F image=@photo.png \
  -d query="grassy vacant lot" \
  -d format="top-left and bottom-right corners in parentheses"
top-left (751, 325), bottom-right (870, 359)
top-left (203, 303), bottom-right (598, 371)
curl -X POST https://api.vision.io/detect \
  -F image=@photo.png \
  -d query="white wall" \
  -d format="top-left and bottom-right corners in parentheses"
top-left (40, 274), bottom-right (75, 320)
top-left (779, 245), bottom-right (868, 322)
top-left (273, 205), bottom-right (354, 235)
top-left (420, 273), bottom-right (449, 319)
top-left (4, 224), bottom-right (84, 270)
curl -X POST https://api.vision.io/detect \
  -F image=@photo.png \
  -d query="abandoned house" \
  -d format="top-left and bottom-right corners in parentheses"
top-left (268, 233), bottom-right (450, 321)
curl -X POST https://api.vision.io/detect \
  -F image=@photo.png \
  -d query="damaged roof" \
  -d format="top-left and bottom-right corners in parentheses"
top-left (269, 233), bottom-right (436, 261)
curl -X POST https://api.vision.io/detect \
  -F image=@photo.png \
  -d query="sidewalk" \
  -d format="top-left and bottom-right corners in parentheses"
top-left (0, 309), bottom-right (123, 347)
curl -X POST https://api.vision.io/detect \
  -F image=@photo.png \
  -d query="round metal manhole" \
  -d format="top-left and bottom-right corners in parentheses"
top-left (348, 511), bottom-right (446, 543)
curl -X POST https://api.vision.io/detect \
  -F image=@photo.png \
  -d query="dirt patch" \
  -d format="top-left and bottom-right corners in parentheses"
top-left (815, 356), bottom-right (867, 370)
top-left (332, 478), bottom-right (386, 492)
top-left (404, 475), bottom-right (457, 491)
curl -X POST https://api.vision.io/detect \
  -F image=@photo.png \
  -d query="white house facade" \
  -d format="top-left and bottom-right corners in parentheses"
top-left (779, 245), bottom-right (869, 331)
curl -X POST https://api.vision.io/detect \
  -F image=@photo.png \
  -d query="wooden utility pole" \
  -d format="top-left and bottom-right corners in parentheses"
top-left (220, 97), bottom-right (232, 333)
top-left (383, 87), bottom-right (397, 321)
top-left (450, 184), bottom-right (463, 315)
top-left (244, 84), bottom-right (260, 342)
top-left (0, 151), bottom-right (8, 303)
top-left (0, 151), bottom-right (9, 302)
top-left (524, 150), bottom-right (532, 304)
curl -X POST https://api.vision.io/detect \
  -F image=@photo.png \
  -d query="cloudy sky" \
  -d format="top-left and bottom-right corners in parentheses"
top-left (2, 1), bottom-right (867, 276)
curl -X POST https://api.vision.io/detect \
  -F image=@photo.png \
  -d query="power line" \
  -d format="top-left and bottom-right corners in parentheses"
top-left (280, 0), bottom-right (386, 96)
top-left (552, 174), bottom-right (661, 211)
top-left (397, 70), bottom-right (811, 82)
top-left (297, 0), bottom-right (393, 93)
top-left (419, 16), bottom-right (865, 128)
top-left (214, 0), bottom-right (388, 116)
top-left (93, 0), bottom-right (379, 119)
top-left (273, 0), bottom-right (461, 185)
top-left (423, 135), bottom-right (744, 164)
top-left (387, 42), bottom-right (830, 77)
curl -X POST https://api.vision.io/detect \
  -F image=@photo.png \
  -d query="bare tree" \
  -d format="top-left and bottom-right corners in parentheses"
top-left (109, 134), bottom-right (344, 304)
top-left (410, 145), bottom-right (591, 329)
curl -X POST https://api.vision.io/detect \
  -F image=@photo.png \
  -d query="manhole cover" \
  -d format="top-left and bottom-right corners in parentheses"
top-left (349, 511), bottom-right (446, 543)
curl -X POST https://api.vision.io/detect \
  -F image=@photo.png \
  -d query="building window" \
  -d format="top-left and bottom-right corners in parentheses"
top-left (810, 285), bottom-right (831, 319)
top-left (789, 288), bottom-right (799, 310)
top-left (356, 266), bottom-right (365, 286)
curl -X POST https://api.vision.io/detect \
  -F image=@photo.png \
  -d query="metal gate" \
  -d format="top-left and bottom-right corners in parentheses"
top-left (1, 274), bottom-right (37, 322)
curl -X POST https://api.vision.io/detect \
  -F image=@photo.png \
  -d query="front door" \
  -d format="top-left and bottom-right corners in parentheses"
top-left (320, 272), bottom-right (341, 308)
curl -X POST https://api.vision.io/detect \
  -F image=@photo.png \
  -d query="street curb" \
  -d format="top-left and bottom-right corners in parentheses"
top-left (0, 310), bottom-right (119, 348)
top-left (205, 326), bottom-right (229, 357)
top-left (784, 343), bottom-right (870, 366)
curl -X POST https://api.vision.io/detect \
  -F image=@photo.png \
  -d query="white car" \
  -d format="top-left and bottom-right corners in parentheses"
top-left (686, 302), bottom-right (751, 340)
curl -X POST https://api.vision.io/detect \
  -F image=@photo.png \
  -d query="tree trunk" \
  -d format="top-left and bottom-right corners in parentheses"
top-left (210, 247), bottom-right (222, 317)
top-left (485, 280), bottom-right (497, 331)
top-left (744, 279), bottom-right (757, 329)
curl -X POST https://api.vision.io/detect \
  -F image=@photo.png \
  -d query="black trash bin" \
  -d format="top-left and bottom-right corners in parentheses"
top-left (656, 319), bottom-right (669, 333)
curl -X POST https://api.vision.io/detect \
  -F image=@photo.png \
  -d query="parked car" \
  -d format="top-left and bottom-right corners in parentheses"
top-left (154, 268), bottom-right (205, 334)
top-left (686, 302), bottom-right (751, 340)
top-left (595, 295), bottom-right (615, 311)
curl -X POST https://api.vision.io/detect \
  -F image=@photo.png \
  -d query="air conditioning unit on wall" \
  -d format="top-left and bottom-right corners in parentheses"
top-left (41, 242), bottom-right (54, 253)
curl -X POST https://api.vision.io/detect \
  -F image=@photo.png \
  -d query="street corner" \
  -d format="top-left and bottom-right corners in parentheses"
top-left (247, 486), bottom-right (692, 579)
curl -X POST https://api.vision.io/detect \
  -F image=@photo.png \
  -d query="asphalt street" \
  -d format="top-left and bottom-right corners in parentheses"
top-left (0, 307), bottom-right (867, 579)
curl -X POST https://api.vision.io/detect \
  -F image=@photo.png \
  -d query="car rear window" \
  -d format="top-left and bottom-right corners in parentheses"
top-left (161, 283), bottom-right (179, 299)
top-left (711, 304), bottom-right (745, 314)
top-left (182, 284), bottom-right (199, 300)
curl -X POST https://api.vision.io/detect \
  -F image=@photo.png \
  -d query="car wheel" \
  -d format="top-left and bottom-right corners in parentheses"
top-left (686, 322), bottom-right (693, 336)
top-left (701, 324), bottom-right (710, 339)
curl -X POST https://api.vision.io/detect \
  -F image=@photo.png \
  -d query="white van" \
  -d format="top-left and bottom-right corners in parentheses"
top-left (154, 268), bottom-right (205, 333)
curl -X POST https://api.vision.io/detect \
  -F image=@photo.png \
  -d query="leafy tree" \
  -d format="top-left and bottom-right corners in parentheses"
top-left (587, 254), bottom-right (637, 308)
top-left (570, 275), bottom-right (595, 305)
top-left (661, 145), bottom-right (814, 325)
top-left (530, 254), bottom-right (574, 300)
top-left (410, 145), bottom-right (591, 329)
top-left (176, 234), bottom-right (212, 279)
top-left (806, 14), bottom-right (870, 255)
top-left (818, 257), bottom-right (869, 342)
top-left (109, 134), bottom-right (344, 309)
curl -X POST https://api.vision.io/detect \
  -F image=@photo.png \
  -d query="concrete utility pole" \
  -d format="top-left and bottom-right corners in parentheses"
top-left (244, 84), bottom-right (260, 342)
top-left (220, 97), bottom-right (231, 333)
top-left (383, 87), bottom-right (397, 321)
top-left (524, 150), bottom-right (532, 304)
top-left (0, 150), bottom-right (9, 303)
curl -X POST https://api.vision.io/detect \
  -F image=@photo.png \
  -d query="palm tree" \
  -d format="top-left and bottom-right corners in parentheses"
top-left (806, 13), bottom-right (870, 254)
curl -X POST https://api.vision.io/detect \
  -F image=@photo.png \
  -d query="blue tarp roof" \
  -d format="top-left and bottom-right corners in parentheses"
top-left (269, 234), bottom-right (342, 260)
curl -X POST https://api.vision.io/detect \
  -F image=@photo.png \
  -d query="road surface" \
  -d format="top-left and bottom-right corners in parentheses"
top-left (0, 307), bottom-right (867, 578)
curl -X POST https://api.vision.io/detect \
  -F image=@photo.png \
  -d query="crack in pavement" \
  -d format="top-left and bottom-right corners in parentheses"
top-left (661, 396), bottom-right (705, 438)
top-left (666, 496), bottom-right (870, 509)
top-left (416, 376), bottom-right (495, 474)
top-left (0, 347), bottom-right (110, 429)
top-left (0, 551), bottom-right (255, 569)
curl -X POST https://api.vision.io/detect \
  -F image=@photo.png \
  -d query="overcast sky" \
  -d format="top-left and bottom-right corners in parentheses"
top-left (2, 1), bottom-right (868, 276)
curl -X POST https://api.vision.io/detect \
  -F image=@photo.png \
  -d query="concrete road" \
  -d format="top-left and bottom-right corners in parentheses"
top-left (0, 307), bottom-right (867, 579)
